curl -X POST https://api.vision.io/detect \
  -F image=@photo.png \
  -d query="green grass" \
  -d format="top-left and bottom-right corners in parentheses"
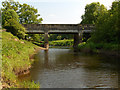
top-left (2, 32), bottom-right (40, 88)
top-left (49, 39), bottom-right (74, 46)
top-left (33, 41), bottom-right (44, 47)
top-left (0, 31), bottom-right (2, 89)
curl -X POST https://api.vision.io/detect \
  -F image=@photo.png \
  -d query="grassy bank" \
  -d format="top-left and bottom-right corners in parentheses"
top-left (49, 39), bottom-right (74, 46)
top-left (2, 32), bottom-right (40, 88)
top-left (78, 42), bottom-right (119, 56)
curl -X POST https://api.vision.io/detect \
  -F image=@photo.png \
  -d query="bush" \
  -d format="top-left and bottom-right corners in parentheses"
top-left (2, 9), bottom-right (19, 27)
top-left (4, 19), bottom-right (26, 39)
top-left (2, 9), bottom-right (26, 39)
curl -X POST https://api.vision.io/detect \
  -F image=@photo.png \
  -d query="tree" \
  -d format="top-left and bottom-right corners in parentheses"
top-left (0, 9), bottom-right (2, 27)
top-left (18, 4), bottom-right (43, 24)
top-left (2, 0), bottom-right (43, 39)
top-left (110, 1), bottom-right (120, 43)
top-left (2, 9), bottom-right (19, 27)
top-left (2, 9), bottom-right (26, 39)
top-left (81, 2), bottom-right (107, 24)
top-left (90, 1), bottom-right (120, 43)
top-left (2, 0), bottom-right (43, 24)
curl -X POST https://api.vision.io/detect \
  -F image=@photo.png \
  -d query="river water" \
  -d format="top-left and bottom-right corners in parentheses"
top-left (30, 48), bottom-right (119, 88)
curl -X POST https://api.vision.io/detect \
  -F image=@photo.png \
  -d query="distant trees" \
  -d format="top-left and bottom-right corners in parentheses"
top-left (49, 34), bottom-right (73, 41)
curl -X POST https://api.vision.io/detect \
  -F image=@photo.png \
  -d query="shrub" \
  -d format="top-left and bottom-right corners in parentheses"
top-left (4, 19), bottom-right (26, 39)
top-left (2, 9), bottom-right (19, 27)
top-left (2, 9), bottom-right (26, 39)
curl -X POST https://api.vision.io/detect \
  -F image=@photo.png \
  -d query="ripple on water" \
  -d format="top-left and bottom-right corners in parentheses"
top-left (30, 48), bottom-right (119, 88)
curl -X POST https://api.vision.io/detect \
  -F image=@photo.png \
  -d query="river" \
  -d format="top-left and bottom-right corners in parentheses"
top-left (30, 48), bottom-right (119, 88)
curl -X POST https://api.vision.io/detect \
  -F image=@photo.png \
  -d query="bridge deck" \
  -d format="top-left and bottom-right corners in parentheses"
top-left (22, 24), bottom-right (94, 34)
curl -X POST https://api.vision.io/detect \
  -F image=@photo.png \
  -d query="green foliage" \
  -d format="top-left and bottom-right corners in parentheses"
top-left (82, 33), bottom-right (91, 42)
top-left (78, 42), bottom-right (119, 53)
top-left (18, 3), bottom-right (43, 24)
top-left (2, 0), bottom-right (43, 40)
top-left (20, 81), bottom-right (40, 88)
top-left (2, 9), bottom-right (19, 27)
top-left (2, 0), bottom-right (20, 12)
top-left (26, 34), bottom-right (44, 42)
top-left (90, 1), bottom-right (120, 44)
top-left (33, 41), bottom-right (44, 47)
top-left (2, 0), bottom-right (43, 24)
top-left (0, 9), bottom-right (2, 26)
top-left (2, 9), bottom-right (26, 39)
top-left (49, 39), bottom-right (74, 46)
top-left (79, 1), bottom-right (120, 53)
top-left (81, 2), bottom-right (107, 24)
top-left (2, 32), bottom-right (40, 88)
top-left (4, 19), bottom-right (26, 39)
top-left (49, 34), bottom-right (73, 41)
top-left (57, 35), bottom-right (62, 40)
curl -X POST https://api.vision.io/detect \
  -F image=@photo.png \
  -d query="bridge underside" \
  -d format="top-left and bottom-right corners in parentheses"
top-left (26, 30), bottom-right (92, 34)
top-left (23, 24), bottom-right (94, 50)
top-left (43, 33), bottom-right (82, 50)
top-left (26, 32), bottom-right (78, 34)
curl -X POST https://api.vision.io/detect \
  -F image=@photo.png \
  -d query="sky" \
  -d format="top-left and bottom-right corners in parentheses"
top-left (0, 0), bottom-right (115, 24)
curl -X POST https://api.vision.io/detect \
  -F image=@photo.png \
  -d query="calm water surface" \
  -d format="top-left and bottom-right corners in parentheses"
top-left (30, 48), bottom-right (119, 88)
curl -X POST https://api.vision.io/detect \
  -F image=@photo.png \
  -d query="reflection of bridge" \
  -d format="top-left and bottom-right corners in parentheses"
top-left (22, 24), bottom-right (95, 50)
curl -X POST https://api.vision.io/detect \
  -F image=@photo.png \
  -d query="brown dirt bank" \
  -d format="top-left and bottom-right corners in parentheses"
top-left (2, 46), bottom-right (47, 89)
top-left (16, 46), bottom-right (48, 77)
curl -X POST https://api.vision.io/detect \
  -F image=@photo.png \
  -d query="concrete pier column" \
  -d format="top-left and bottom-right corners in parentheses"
top-left (44, 32), bottom-right (49, 50)
top-left (79, 31), bottom-right (83, 43)
top-left (73, 31), bottom-right (83, 49)
top-left (73, 33), bottom-right (79, 49)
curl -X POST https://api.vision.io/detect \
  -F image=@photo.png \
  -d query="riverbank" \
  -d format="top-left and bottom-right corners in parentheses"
top-left (33, 39), bottom-right (74, 47)
top-left (49, 39), bottom-right (73, 46)
top-left (78, 42), bottom-right (120, 57)
top-left (2, 32), bottom-right (40, 88)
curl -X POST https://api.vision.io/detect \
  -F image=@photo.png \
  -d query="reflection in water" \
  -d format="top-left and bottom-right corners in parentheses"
top-left (44, 50), bottom-right (49, 68)
top-left (30, 48), bottom-right (119, 88)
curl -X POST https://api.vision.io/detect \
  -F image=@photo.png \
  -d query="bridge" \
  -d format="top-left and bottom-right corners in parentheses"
top-left (22, 24), bottom-right (95, 50)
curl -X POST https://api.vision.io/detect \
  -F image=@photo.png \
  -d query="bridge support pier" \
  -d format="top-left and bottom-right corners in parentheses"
top-left (44, 32), bottom-right (49, 50)
top-left (73, 31), bottom-right (83, 49)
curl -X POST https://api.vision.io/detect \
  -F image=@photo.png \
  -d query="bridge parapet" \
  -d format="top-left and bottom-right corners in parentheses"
top-left (22, 24), bottom-right (95, 34)
top-left (78, 24), bottom-right (95, 30)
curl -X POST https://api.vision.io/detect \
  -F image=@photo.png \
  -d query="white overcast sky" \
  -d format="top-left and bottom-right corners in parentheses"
top-left (0, 0), bottom-right (115, 24)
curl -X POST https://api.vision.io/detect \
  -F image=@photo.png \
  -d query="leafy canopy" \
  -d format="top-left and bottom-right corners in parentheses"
top-left (89, 1), bottom-right (120, 43)
top-left (2, 0), bottom-right (43, 24)
top-left (81, 2), bottom-right (107, 24)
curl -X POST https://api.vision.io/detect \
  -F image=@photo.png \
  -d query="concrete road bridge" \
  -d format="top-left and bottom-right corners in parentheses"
top-left (22, 24), bottom-right (95, 49)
